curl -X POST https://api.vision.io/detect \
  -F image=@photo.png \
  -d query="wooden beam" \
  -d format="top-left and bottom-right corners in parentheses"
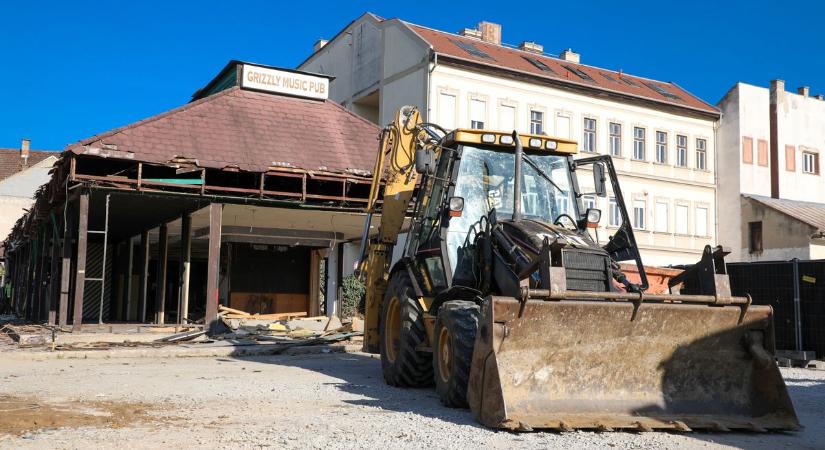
top-left (155, 224), bottom-right (168, 325)
top-left (72, 193), bottom-right (89, 332)
top-left (179, 214), bottom-right (192, 324)
top-left (58, 207), bottom-right (72, 327)
top-left (205, 203), bottom-right (222, 334)
top-left (47, 229), bottom-right (61, 325)
top-left (125, 237), bottom-right (135, 321)
top-left (138, 230), bottom-right (149, 323)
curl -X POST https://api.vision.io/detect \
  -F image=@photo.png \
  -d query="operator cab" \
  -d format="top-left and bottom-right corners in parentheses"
top-left (405, 129), bottom-right (607, 294)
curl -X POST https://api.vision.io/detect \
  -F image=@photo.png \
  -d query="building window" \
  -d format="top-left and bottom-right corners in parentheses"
top-left (583, 118), bottom-right (597, 152)
top-left (803, 151), bottom-right (819, 174)
top-left (696, 138), bottom-right (707, 170)
top-left (785, 145), bottom-right (796, 172)
top-left (676, 135), bottom-right (688, 167)
top-left (556, 114), bottom-right (571, 138)
top-left (757, 139), bottom-right (768, 167)
top-left (654, 201), bottom-right (668, 232)
top-left (655, 131), bottom-right (668, 164)
top-left (583, 195), bottom-right (596, 211)
top-left (609, 122), bottom-right (621, 156)
top-left (609, 197), bottom-right (621, 226)
top-left (499, 104), bottom-right (515, 131)
top-left (695, 206), bottom-right (708, 237)
top-left (742, 137), bottom-right (753, 164)
top-left (633, 127), bottom-right (645, 160)
top-left (470, 98), bottom-right (486, 129)
top-left (675, 204), bottom-right (689, 235)
top-left (439, 93), bottom-right (456, 130)
top-left (633, 199), bottom-right (646, 230)
top-left (749, 221), bottom-right (763, 254)
top-left (530, 110), bottom-right (544, 134)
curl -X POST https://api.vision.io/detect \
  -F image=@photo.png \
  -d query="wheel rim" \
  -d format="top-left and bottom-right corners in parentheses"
top-left (438, 326), bottom-right (452, 383)
top-left (385, 296), bottom-right (401, 363)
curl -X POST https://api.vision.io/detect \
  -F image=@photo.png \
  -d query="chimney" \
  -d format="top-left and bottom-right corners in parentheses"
top-left (816, 94), bottom-right (825, 100)
top-left (797, 86), bottom-right (810, 97)
top-left (313, 39), bottom-right (328, 52)
top-left (460, 28), bottom-right (482, 39)
top-left (560, 48), bottom-right (580, 63)
top-left (519, 41), bottom-right (544, 54)
top-left (769, 80), bottom-right (783, 199)
top-left (20, 138), bottom-right (30, 169)
top-left (478, 21), bottom-right (501, 45)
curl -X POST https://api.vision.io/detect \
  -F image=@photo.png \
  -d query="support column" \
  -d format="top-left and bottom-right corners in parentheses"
top-left (309, 249), bottom-right (321, 317)
top-left (72, 193), bottom-right (89, 332)
top-left (34, 230), bottom-right (49, 322)
top-left (125, 237), bottom-right (135, 321)
top-left (48, 230), bottom-right (60, 325)
top-left (155, 224), bottom-right (168, 324)
top-left (138, 230), bottom-right (149, 323)
top-left (179, 214), bottom-right (192, 324)
top-left (59, 209), bottom-right (72, 327)
top-left (325, 245), bottom-right (340, 317)
top-left (205, 204), bottom-right (222, 333)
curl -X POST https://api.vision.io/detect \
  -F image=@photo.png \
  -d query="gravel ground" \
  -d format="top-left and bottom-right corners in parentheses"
top-left (0, 352), bottom-right (822, 449)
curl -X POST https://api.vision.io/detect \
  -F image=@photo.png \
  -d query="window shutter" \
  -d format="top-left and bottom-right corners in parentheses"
top-left (785, 145), bottom-right (795, 172)
top-left (742, 137), bottom-right (753, 164)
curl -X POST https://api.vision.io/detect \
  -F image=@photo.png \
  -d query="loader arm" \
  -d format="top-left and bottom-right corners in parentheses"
top-left (357, 106), bottom-right (424, 353)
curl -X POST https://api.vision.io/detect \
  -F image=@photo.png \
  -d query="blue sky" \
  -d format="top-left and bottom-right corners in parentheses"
top-left (1, 0), bottom-right (823, 150)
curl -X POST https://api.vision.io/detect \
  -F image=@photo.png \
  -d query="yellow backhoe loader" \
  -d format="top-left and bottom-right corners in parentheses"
top-left (356, 106), bottom-right (799, 432)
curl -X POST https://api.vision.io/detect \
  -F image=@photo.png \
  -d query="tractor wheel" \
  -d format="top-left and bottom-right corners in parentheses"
top-left (433, 300), bottom-right (480, 408)
top-left (379, 271), bottom-right (433, 387)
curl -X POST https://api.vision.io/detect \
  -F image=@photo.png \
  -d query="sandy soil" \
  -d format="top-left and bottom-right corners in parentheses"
top-left (0, 353), bottom-right (822, 449)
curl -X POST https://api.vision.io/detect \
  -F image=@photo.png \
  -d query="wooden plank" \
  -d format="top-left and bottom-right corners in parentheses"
top-left (309, 250), bottom-right (321, 317)
top-left (155, 224), bottom-right (168, 325)
top-left (205, 203), bottom-right (222, 333)
top-left (72, 193), bottom-right (89, 332)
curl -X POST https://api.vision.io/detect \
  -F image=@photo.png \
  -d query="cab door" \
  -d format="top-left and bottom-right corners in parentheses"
top-left (405, 149), bottom-right (452, 295)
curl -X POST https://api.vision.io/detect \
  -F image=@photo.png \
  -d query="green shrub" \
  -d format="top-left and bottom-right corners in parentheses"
top-left (340, 274), bottom-right (365, 318)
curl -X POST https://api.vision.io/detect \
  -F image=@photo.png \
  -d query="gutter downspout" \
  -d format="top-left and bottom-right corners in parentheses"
top-left (426, 51), bottom-right (438, 121)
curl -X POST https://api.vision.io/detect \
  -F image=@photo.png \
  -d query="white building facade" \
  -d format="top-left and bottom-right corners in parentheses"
top-left (301, 14), bottom-right (721, 267)
top-left (717, 80), bottom-right (825, 261)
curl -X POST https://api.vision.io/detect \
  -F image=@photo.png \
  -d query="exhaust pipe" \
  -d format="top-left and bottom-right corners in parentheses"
top-left (512, 130), bottom-right (523, 222)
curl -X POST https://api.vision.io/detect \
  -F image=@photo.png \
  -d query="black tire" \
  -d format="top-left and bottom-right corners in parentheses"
top-left (433, 300), bottom-right (480, 408)
top-left (379, 271), bottom-right (433, 387)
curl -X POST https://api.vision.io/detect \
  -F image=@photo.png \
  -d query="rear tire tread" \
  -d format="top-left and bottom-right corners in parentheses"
top-left (434, 300), bottom-right (480, 408)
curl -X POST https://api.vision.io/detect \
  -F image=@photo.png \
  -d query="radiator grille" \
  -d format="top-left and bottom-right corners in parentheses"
top-left (562, 250), bottom-right (610, 292)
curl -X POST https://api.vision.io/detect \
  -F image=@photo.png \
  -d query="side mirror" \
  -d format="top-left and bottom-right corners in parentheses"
top-left (448, 196), bottom-right (464, 217)
top-left (593, 162), bottom-right (607, 197)
top-left (415, 147), bottom-right (436, 175)
top-left (585, 208), bottom-right (601, 228)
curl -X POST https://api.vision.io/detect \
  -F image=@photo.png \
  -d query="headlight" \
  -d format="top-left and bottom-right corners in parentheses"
top-left (545, 140), bottom-right (558, 150)
top-left (481, 134), bottom-right (496, 143)
top-left (529, 138), bottom-right (542, 148)
top-left (499, 135), bottom-right (514, 145)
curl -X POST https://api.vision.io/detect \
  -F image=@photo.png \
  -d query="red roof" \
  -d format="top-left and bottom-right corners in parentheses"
top-left (0, 149), bottom-right (57, 181)
top-left (67, 86), bottom-right (381, 174)
top-left (406, 24), bottom-right (718, 116)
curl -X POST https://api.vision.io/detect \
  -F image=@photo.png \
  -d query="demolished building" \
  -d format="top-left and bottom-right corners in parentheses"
top-left (3, 61), bottom-right (381, 332)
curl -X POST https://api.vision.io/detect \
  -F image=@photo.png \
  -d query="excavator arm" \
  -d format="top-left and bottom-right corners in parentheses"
top-left (357, 106), bottom-right (423, 353)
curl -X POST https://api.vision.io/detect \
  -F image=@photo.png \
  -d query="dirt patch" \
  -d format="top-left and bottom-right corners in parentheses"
top-left (0, 395), bottom-right (164, 436)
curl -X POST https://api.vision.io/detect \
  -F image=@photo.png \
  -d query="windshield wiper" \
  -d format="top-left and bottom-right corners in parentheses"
top-left (522, 154), bottom-right (565, 195)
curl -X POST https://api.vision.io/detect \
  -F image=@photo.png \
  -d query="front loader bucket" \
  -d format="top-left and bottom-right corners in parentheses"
top-left (467, 296), bottom-right (800, 432)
